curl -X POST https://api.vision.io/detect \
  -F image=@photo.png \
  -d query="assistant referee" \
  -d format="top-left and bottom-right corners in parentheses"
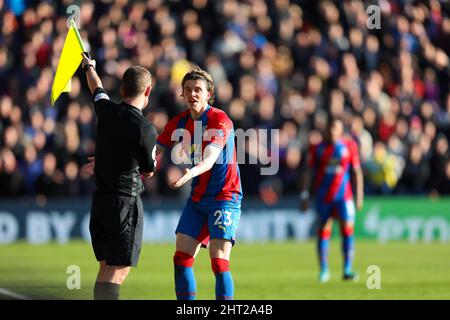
top-left (81, 53), bottom-right (157, 300)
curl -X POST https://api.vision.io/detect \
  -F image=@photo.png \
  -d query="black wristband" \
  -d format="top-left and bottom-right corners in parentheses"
top-left (83, 64), bottom-right (95, 72)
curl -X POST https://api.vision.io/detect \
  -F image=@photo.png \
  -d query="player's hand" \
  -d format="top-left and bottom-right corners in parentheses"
top-left (171, 168), bottom-right (192, 189)
top-left (81, 156), bottom-right (95, 177)
top-left (81, 52), bottom-right (96, 69)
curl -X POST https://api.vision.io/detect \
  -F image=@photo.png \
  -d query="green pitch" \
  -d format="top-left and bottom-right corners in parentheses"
top-left (0, 241), bottom-right (449, 300)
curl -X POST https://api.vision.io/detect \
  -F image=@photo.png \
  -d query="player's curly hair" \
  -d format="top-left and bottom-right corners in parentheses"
top-left (181, 67), bottom-right (215, 105)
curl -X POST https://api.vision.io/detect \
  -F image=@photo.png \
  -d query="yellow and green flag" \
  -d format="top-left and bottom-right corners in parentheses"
top-left (51, 19), bottom-right (86, 105)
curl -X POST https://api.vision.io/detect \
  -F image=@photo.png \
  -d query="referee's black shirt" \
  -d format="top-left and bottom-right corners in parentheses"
top-left (92, 88), bottom-right (157, 197)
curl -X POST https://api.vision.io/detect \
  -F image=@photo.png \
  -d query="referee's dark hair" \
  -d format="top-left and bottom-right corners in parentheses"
top-left (120, 66), bottom-right (152, 98)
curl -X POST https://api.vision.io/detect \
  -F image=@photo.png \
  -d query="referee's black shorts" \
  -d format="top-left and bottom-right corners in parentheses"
top-left (89, 191), bottom-right (144, 267)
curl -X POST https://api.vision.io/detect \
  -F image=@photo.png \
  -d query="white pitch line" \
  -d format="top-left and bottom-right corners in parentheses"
top-left (0, 288), bottom-right (31, 300)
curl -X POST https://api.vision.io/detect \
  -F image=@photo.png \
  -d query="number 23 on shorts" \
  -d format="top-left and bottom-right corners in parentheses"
top-left (213, 209), bottom-right (233, 227)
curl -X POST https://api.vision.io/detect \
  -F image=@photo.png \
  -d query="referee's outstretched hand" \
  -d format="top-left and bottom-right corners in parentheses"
top-left (81, 52), bottom-right (96, 70)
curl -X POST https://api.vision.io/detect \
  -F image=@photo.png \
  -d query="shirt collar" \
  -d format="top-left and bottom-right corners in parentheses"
top-left (122, 102), bottom-right (143, 116)
top-left (192, 104), bottom-right (211, 121)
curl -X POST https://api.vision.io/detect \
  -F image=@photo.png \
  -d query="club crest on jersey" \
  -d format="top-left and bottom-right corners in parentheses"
top-left (216, 129), bottom-right (225, 138)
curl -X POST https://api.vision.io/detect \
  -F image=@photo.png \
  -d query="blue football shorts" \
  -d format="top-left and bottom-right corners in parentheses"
top-left (175, 198), bottom-right (241, 247)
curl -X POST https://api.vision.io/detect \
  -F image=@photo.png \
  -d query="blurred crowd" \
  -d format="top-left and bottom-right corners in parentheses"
top-left (0, 0), bottom-right (449, 202)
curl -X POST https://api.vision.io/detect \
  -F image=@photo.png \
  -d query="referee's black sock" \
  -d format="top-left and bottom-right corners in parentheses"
top-left (94, 281), bottom-right (120, 300)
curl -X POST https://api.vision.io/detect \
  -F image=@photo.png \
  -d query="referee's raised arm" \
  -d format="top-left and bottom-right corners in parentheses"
top-left (81, 52), bottom-right (103, 94)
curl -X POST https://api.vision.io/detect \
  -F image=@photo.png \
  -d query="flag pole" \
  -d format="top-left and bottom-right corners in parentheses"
top-left (70, 19), bottom-right (87, 53)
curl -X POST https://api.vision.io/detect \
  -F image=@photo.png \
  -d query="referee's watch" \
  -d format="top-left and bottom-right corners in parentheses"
top-left (83, 63), bottom-right (95, 72)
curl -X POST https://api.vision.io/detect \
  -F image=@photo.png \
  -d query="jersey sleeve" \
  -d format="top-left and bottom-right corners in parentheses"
top-left (139, 123), bottom-right (158, 173)
top-left (204, 112), bottom-right (233, 150)
top-left (93, 87), bottom-right (111, 115)
top-left (348, 139), bottom-right (361, 169)
top-left (156, 114), bottom-right (180, 149)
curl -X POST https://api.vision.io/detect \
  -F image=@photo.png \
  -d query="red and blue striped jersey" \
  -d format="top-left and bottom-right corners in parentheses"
top-left (308, 137), bottom-right (360, 203)
top-left (157, 105), bottom-right (242, 204)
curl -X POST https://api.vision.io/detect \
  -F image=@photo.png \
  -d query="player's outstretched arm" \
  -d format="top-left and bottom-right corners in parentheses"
top-left (172, 144), bottom-right (221, 188)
